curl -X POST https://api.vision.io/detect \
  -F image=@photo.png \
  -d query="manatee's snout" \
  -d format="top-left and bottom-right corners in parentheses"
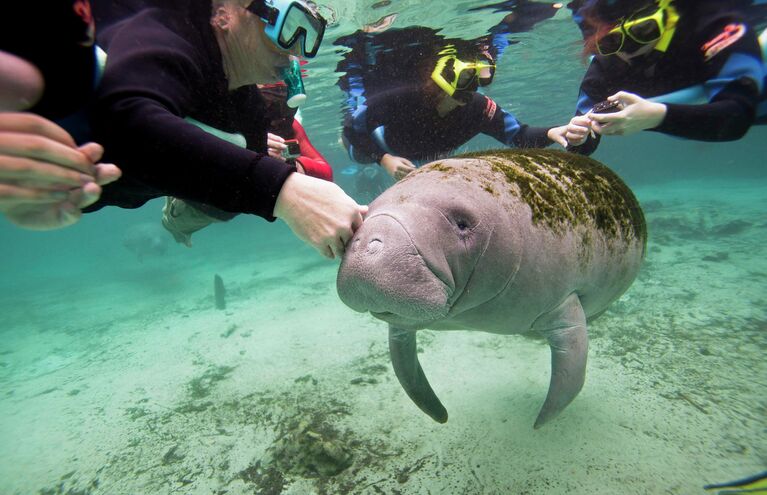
top-left (337, 214), bottom-right (450, 324)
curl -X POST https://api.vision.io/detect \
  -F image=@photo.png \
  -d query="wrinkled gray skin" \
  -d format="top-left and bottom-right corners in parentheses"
top-left (337, 150), bottom-right (646, 428)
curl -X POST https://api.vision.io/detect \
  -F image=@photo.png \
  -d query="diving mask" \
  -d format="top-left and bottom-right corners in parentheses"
top-left (431, 55), bottom-right (496, 102)
top-left (596, 0), bottom-right (679, 55)
top-left (246, 0), bottom-right (327, 58)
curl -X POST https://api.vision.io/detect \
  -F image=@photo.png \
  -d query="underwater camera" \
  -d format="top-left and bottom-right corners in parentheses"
top-left (282, 139), bottom-right (301, 159)
top-left (592, 99), bottom-right (622, 113)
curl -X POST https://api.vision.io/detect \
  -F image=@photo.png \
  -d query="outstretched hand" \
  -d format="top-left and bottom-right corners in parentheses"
top-left (0, 112), bottom-right (121, 230)
top-left (588, 91), bottom-right (666, 136)
top-left (547, 116), bottom-right (593, 148)
top-left (274, 172), bottom-right (368, 259)
top-left (380, 153), bottom-right (416, 181)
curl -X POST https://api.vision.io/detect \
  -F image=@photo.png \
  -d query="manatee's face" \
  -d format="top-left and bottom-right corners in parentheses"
top-left (337, 159), bottom-right (518, 330)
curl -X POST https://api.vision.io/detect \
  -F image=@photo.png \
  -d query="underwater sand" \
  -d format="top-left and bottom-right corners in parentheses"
top-left (0, 177), bottom-right (764, 495)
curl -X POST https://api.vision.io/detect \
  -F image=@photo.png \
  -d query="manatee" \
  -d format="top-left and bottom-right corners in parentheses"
top-left (122, 222), bottom-right (169, 262)
top-left (336, 149), bottom-right (646, 428)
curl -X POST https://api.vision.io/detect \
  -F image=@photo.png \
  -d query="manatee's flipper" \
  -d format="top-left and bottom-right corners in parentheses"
top-left (704, 470), bottom-right (767, 493)
top-left (532, 292), bottom-right (588, 429)
top-left (388, 325), bottom-right (448, 423)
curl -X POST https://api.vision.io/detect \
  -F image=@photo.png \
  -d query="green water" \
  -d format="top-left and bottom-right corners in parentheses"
top-left (0, 2), bottom-right (765, 494)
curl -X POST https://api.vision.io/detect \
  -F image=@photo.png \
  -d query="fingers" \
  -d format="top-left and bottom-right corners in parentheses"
top-left (351, 210), bottom-right (365, 231)
top-left (94, 163), bottom-right (122, 185)
top-left (4, 201), bottom-right (81, 230)
top-left (0, 183), bottom-right (71, 206)
top-left (0, 154), bottom-right (94, 187)
top-left (0, 132), bottom-right (96, 174)
top-left (610, 91), bottom-right (639, 104)
top-left (549, 127), bottom-right (568, 147)
top-left (77, 142), bottom-right (105, 163)
top-left (0, 112), bottom-right (76, 147)
top-left (267, 133), bottom-right (286, 158)
top-left (587, 111), bottom-right (624, 124)
top-left (590, 120), bottom-right (606, 134)
top-left (319, 244), bottom-right (334, 259)
top-left (401, 157), bottom-right (416, 168)
top-left (329, 234), bottom-right (348, 259)
top-left (76, 182), bottom-right (103, 208)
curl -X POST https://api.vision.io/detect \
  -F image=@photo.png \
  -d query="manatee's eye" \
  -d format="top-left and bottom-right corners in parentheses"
top-left (443, 208), bottom-right (477, 237)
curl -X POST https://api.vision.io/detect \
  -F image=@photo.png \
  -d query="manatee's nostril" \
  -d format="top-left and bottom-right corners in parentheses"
top-left (367, 238), bottom-right (383, 254)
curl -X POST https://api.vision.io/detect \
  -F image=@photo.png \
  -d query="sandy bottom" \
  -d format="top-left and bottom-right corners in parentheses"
top-left (0, 179), bottom-right (765, 495)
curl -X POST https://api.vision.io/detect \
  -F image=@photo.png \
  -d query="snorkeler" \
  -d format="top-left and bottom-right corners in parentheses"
top-left (342, 47), bottom-right (561, 180)
top-left (554, 0), bottom-right (766, 154)
top-left (87, 0), bottom-right (366, 259)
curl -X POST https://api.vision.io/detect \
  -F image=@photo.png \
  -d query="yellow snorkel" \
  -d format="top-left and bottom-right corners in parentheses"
top-left (653, 0), bottom-right (678, 53)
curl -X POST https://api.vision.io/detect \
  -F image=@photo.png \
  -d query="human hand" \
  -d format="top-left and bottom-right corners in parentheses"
top-left (273, 172), bottom-right (368, 259)
top-left (551, 115), bottom-right (594, 147)
top-left (267, 132), bottom-right (287, 160)
top-left (588, 92), bottom-right (666, 137)
top-left (380, 153), bottom-right (416, 180)
top-left (0, 112), bottom-right (121, 230)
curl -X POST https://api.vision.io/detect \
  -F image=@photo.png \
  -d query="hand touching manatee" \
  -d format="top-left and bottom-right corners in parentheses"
top-left (337, 149), bottom-right (646, 428)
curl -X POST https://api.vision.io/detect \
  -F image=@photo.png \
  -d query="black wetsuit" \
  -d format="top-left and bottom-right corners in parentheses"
top-left (343, 87), bottom-right (551, 164)
top-left (85, 6), bottom-right (294, 220)
top-left (570, 1), bottom-right (765, 155)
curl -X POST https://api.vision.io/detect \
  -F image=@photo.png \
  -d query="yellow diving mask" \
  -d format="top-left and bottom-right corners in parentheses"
top-left (596, 0), bottom-right (679, 56)
top-left (431, 54), bottom-right (496, 103)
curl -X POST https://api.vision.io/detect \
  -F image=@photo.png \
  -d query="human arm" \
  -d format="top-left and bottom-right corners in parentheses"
top-left (341, 108), bottom-right (387, 165)
top-left (588, 18), bottom-right (762, 142)
top-left (273, 172), bottom-right (367, 259)
top-left (91, 18), bottom-right (293, 218)
top-left (0, 112), bottom-right (120, 229)
top-left (341, 107), bottom-right (415, 180)
top-left (479, 96), bottom-right (554, 148)
top-left (588, 87), bottom-right (756, 140)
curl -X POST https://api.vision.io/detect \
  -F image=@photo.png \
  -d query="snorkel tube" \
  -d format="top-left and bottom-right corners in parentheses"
top-left (282, 58), bottom-right (306, 108)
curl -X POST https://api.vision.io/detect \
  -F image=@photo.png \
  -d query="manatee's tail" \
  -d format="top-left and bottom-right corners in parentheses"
top-left (389, 326), bottom-right (448, 423)
top-left (533, 292), bottom-right (589, 429)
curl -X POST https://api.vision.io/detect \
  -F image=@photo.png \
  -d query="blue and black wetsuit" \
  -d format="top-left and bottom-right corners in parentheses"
top-left (569, 1), bottom-right (766, 155)
top-left (342, 86), bottom-right (552, 164)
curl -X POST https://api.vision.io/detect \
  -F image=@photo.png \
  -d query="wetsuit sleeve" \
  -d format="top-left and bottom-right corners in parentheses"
top-left (91, 23), bottom-right (294, 220)
top-left (567, 60), bottom-right (606, 156)
top-left (653, 18), bottom-right (762, 141)
top-left (293, 119), bottom-right (333, 181)
top-left (341, 106), bottom-right (386, 164)
top-left (480, 96), bottom-right (552, 148)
